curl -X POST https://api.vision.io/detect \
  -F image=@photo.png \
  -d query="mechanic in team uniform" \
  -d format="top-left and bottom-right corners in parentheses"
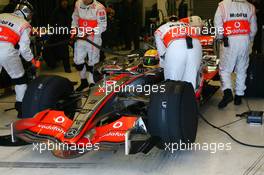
top-left (0, 0), bottom-right (35, 118)
top-left (154, 16), bottom-right (203, 89)
top-left (214, 0), bottom-right (257, 109)
top-left (179, 16), bottom-right (204, 29)
top-left (71, 0), bottom-right (107, 91)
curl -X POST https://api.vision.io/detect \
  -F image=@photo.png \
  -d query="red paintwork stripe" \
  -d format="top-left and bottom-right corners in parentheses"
top-left (64, 73), bottom-right (145, 143)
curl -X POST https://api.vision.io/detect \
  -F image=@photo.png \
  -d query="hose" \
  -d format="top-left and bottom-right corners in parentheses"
top-left (43, 37), bottom-right (139, 57)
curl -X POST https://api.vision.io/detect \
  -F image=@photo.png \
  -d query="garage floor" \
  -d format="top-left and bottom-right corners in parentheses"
top-left (0, 66), bottom-right (264, 175)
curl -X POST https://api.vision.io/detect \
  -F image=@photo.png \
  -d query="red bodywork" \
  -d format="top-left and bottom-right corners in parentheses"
top-left (13, 35), bottom-right (219, 158)
top-left (14, 73), bottom-right (146, 158)
top-left (15, 110), bottom-right (137, 145)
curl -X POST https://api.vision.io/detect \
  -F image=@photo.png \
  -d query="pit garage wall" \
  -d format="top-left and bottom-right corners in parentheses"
top-left (155, 0), bottom-right (218, 21)
top-left (0, 0), bottom-right (9, 11)
top-left (192, 0), bottom-right (219, 19)
top-left (142, 0), bottom-right (157, 26)
top-left (156, 0), bottom-right (194, 23)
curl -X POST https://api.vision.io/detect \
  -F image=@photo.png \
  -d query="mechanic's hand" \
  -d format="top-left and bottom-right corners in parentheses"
top-left (31, 58), bottom-right (41, 69)
top-left (69, 28), bottom-right (77, 46)
top-left (70, 28), bottom-right (78, 39)
top-left (69, 38), bottom-right (75, 47)
top-left (249, 42), bottom-right (254, 55)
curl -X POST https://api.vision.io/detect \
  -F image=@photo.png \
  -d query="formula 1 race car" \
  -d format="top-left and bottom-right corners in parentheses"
top-left (11, 46), bottom-right (219, 159)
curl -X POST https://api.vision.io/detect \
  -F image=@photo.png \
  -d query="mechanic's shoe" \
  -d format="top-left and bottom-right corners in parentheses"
top-left (234, 95), bottom-right (242, 106)
top-left (88, 72), bottom-right (95, 85)
top-left (70, 81), bottom-right (78, 86)
top-left (15, 102), bottom-right (22, 119)
top-left (89, 83), bottom-right (95, 88)
top-left (76, 79), bottom-right (89, 92)
top-left (218, 89), bottom-right (233, 109)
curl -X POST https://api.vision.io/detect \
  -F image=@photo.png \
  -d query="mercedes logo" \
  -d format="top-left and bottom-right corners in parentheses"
top-left (65, 128), bottom-right (78, 138)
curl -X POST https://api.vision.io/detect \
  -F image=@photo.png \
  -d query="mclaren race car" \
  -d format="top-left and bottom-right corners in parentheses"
top-left (11, 51), bottom-right (219, 159)
top-left (11, 35), bottom-right (219, 158)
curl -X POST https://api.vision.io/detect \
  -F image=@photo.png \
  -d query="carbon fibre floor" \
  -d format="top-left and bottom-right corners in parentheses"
top-left (0, 66), bottom-right (264, 175)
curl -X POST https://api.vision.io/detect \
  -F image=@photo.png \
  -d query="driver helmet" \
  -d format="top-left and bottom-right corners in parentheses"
top-left (143, 50), bottom-right (159, 68)
top-left (14, 0), bottom-right (34, 21)
top-left (169, 15), bottom-right (178, 22)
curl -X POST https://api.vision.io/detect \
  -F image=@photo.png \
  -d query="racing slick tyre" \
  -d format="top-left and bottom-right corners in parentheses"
top-left (22, 75), bottom-right (74, 119)
top-left (148, 80), bottom-right (198, 149)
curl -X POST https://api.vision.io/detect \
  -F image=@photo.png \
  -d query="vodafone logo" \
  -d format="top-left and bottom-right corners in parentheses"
top-left (0, 27), bottom-right (2, 32)
top-left (234, 22), bottom-right (241, 29)
top-left (106, 80), bottom-right (117, 86)
top-left (54, 116), bottom-right (65, 124)
top-left (113, 121), bottom-right (123, 129)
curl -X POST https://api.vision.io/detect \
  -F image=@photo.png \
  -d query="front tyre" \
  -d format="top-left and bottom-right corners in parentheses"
top-left (148, 80), bottom-right (198, 149)
top-left (22, 75), bottom-right (74, 119)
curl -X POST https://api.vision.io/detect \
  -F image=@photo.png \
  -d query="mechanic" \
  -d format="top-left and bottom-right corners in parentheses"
top-left (179, 16), bottom-right (204, 29)
top-left (0, 0), bottom-right (35, 118)
top-left (71, 0), bottom-right (107, 91)
top-left (214, 0), bottom-right (257, 109)
top-left (154, 15), bottom-right (203, 89)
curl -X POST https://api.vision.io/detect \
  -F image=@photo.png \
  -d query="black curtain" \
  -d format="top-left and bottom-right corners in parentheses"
top-left (28, 0), bottom-right (57, 26)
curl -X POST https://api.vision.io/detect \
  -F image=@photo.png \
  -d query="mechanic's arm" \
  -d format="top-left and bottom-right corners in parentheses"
top-left (71, 2), bottom-right (79, 29)
top-left (18, 27), bottom-right (34, 62)
top-left (96, 8), bottom-right (107, 35)
top-left (154, 30), bottom-right (166, 58)
top-left (214, 5), bottom-right (224, 40)
top-left (249, 5), bottom-right (258, 42)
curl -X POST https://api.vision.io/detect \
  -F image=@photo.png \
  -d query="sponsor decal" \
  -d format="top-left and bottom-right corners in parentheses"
top-left (230, 13), bottom-right (247, 18)
top-left (37, 124), bottom-right (66, 134)
top-left (54, 116), bottom-right (65, 124)
top-left (162, 101), bottom-right (167, 109)
top-left (113, 121), bottom-right (123, 129)
top-left (234, 22), bottom-right (241, 29)
top-left (83, 21), bottom-right (88, 27)
top-left (65, 128), bottom-right (78, 137)
top-left (100, 131), bottom-right (126, 139)
top-left (98, 11), bottom-right (106, 17)
top-left (0, 20), bottom-right (14, 27)
top-left (100, 16), bottom-right (106, 21)
top-left (106, 80), bottom-right (117, 86)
